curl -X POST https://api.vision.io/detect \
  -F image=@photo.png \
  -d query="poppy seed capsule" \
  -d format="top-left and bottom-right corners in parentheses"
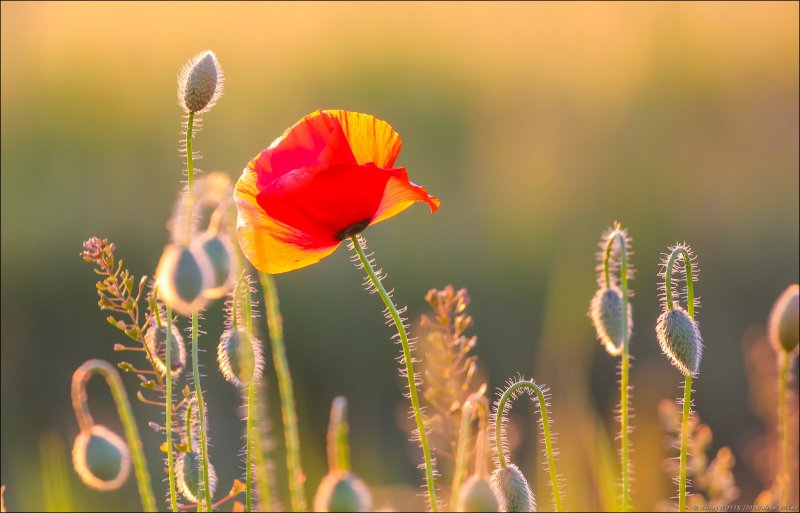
top-left (155, 244), bottom-right (212, 317)
top-left (194, 232), bottom-right (234, 300)
top-left (72, 425), bottom-right (131, 491)
top-left (457, 475), bottom-right (500, 512)
top-left (313, 472), bottom-right (372, 512)
top-left (769, 284), bottom-right (799, 354)
top-left (177, 51), bottom-right (223, 114)
top-left (217, 328), bottom-right (264, 388)
top-left (490, 464), bottom-right (536, 512)
top-left (656, 307), bottom-right (703, 377)
top-left (144, 317), bottom-right (186, 378)
top-left (176, 450), bottom-right (217, 504)
top-left (589, 286), bottom-right (632, 356)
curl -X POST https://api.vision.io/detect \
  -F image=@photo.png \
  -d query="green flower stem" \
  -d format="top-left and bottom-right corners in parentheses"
top-left (451, 394), bottom-right (488, 512)
top-left (165, 304), bottom-right (178, 512)
top-left (603, 229), bottom-right (631, 511)
top-left (258, 271), bottom-right (307, 512)
top-left (191, 311), bottom-right (212, 512)
top-left (327, 396), bottom-right (350, 473)
top-left (242, 278), bottom-right (256, 513)
top-left (779, 350), bottom-right (790, 509)
top-left (72, 360), bottom-right (157, 512)
top-left (494, 380), bottom-right (562, 512)
top-left (349, 235), bottom-right (439, 511)
top-left (664, 246), bottom-right (696, 513)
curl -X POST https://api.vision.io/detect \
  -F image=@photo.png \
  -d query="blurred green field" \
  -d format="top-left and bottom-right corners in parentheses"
top-left (1, 2), bottom-right (798, 511)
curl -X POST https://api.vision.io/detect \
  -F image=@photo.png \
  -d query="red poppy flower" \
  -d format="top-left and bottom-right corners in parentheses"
top-left (235, 110), bottom-right (440, 274)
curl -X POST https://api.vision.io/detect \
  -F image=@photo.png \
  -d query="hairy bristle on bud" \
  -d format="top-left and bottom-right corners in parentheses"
top-left (312, 472), bottom-right (372, 512)
top-left (658, 242), bottom-right (700, 314)
top-left (216, 328), bottom-right (264, 388)
top-left (175, 450), bottom-right (217, 505)
top-left (595, 222), bottom-right (635, 288)
top-left (144, 316), bottom-right (186, 377)
top-left (491, 464), bottom-right (536, 512)
top-left (457, 475), bottom-right (500, 512)
top-left (72, 425), bottom-right (131, 491)
top-left (769, 284), bottom-right (799, 354)
top-left (656, 307), bottom-right (703, 376)
top-left (589, 286), bottom-right (632, 356)
top-left (177, 51), bottom-right (224, 114)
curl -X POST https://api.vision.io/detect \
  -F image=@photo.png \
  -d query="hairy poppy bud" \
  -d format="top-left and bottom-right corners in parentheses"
top-left (177, 51), bottom-right (223, 114)
top-left (491, 464), bottom-right (536, 512)
top-left (458, 475), bottom-right (500, 512)
top-left (176, 450), bottom-right (217, 504)
top-left (155, 244), bottom-right (211, 317)
top-left (656, 307), bottom-right (703, 377)
top-left (589, 286), bottom-right (631, 356)
top-left (72, 425), bottom-right (131, 491)
top-left (769, 284), bottom-right (799, 354)
top-left (144, 317), bottom-right (186, 378)
top-left (313, 472), bottom-right (372, 512)
top-left (194, 232), bottom-right (235, 300)
top-left (217, 328), bottom-right (264, 388)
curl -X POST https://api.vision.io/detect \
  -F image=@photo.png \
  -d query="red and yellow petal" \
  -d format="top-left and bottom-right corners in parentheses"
top-left (372, 171), bottom-right (440, 226)
top-left (235, 166), bottom-right (340, 274)
top-left (325, 110), bottom-right (402, 168)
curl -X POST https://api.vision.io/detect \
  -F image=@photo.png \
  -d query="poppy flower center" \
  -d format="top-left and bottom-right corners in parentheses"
top-left (335, 218), bottom-right (371, 241)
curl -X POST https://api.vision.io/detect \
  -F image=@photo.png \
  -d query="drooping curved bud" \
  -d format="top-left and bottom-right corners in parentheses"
top-left (490, 464), bottom-right (536, 512)
top-left (217, 328), bottom-right (264, 388)
top-left (72, 424), bottom-right (131, 491)
top-left (312, 472), bottom-right (372, 512)
top-left (143, 316), bottom-right (186, 378)
top-left (457, 475), bottom-right (500, 512)
top-left (155, 244), bottom-right (211, 316)
top-left (589, 286), bottom-right (632, 356)
top-left (177, 51), bottom-right (224, 114)
top-left (176, 450), bottom-right (218, 505)
top-left (769, 284), bottom-right (799, 354)
top-left (656, 307), bottom-right (703, 377)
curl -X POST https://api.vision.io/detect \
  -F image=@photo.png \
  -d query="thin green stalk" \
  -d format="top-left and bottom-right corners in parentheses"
top-left (258, 271), bottom-right (307, 512)
top-left (349, 235), bottom-right (439, 511)
top-left (678, 374), bottom-right (692, 513)
top-left (165, 304), bottom-right (178, 512)
top-left (72, 360), bottom-right (157, 512)
top-left (191, 312), bottom-right (212, 512)
top-left (665, 246), bottom-right (696, 513)
top-left (603, 229), bottom-right (631, 511)
top-left (779, 351), bottom-right (790, 509)
top-left (494, 380), bottom-right (562, 512)
top-left (243, 279), bottom-right (256, 513)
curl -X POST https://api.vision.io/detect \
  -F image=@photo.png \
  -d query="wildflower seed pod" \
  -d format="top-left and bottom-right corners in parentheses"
top-left (155, 243), bottom-right (212, 317)
top-left (768, 284), bottom-right (799, 354)
top-left (589, 286), bottom-right (632, 356)
top-left (177, 51), bottom-right (223, 114)
top-left (194, 231), bottom-right (235, 300)
top-left (457, 475), bottom-right (500, 512)
top-left (312, 472), bottom-right (372, 512)
top-left (72, 424), bottom-right (131, 491)
top-left (176, 450), bottom-right (218, 504)
top-left (217, 328), bottom-right (264, 388)
top-left (490, 464), bottom-right (536, 512)
top-left (656, 307), bottom-right (703, 377)
top-left (143, 316), bottom-right (186, 378)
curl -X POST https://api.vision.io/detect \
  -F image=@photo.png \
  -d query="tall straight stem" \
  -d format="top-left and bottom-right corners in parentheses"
top-left (165, 305), bottom-right (178, 512)
top-left (678, 374), bottom-right (693, 513)
top-left (349, 236), bottom-right (438, 511)
top-left (779, 351), bottom-right (790, 509)
top-left (258, 272), bottom-right (307, 512)
top-left (242, 280), bottom-right (256, 513)
top-left (191, 311), bottom-right (212, 512)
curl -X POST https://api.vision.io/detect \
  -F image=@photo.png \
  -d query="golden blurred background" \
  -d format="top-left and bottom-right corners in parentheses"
top-left (1, 2), bottom-right (798, 511)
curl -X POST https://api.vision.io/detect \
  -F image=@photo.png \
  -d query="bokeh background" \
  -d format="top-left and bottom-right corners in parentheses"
top-left (2, 2), bottom-right (798, 511)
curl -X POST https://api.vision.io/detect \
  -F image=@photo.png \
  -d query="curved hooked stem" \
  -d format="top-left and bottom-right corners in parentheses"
top-left (494, 380), bottom-right (563, 512)
top-left (348, 235), bottom-right (439, 511)
top-left (602, 225), bottom-right (632, 510)
top-left (664, 245), bottom-right (697, 513)
top-left (451, 394), bottom-right (489, 511)
top-left (327, 396), bottom-right (351, 474)
top-left (71, 360), bottom-right (157, 512)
